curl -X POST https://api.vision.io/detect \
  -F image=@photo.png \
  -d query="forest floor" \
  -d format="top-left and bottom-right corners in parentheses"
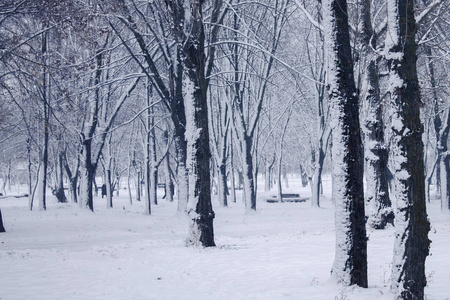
top-left (0, 176), bottom-right (449, 300)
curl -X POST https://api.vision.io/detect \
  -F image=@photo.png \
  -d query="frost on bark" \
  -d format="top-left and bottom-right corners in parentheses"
top-left (358, 0), bottom-right (393, 229)
top-left (385, 0), bottom-right (431, 298)
top-left (324, 0), bottom-right (367, 287)
top-left (183, 0), bottom-right (215, 247)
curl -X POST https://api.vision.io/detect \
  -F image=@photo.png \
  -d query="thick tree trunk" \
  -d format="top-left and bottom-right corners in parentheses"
top-left (176, 137), bottom-right (189, 213)
top-left (324, 0), bottom-right (367, 287)
top-left (363, 57), bottom-right (393, 229)
top-left (357, 0), bottom-right (393, 230)
top-left (386, 0), bottom-right (431, 298)
top-left (184, 0), bottom-right (215, 247)
top-left (80, 137), bottom-right (95, 211)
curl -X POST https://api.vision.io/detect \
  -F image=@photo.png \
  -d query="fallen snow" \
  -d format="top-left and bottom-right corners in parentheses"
top-left (0, 176), bottom-right (448, 300)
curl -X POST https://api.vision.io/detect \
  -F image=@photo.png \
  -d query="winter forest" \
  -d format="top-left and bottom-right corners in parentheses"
top-left (0, 0), bottom-right (449, 299)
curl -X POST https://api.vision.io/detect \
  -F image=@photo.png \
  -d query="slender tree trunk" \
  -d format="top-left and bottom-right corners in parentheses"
top-left (163, 130), bottom-right (174, 202)
top-left (300, 164), bottom-right (308, 188)
top-left (385, 0), bottom-right (431, 298)
top-left (242, 136), bottom-right (256, 211)
top-left (106, 169), bottom-right (113, 208)
top-left (311, 147), bottom-right (325, 207)
top-left (54, 152), bottom-right (67, 203)
top-left (27, 139), bottom-right (33, 210)
top-left (229, 136), bottom-right (236, 203)
top-left (324, 0), bottom-right (367, 287)
top-left (127, 166), bottom-right (133, 205)
top-left (37, 30), bottom-right (49, 212)
top-left (437, 110), bottom-right (450, 210)
top-left (0, 208), bottom-right (5, 233)
top-left (218, 161), bottom-right (228, 207)
top-left (136, 170), bottom-right (141, 202)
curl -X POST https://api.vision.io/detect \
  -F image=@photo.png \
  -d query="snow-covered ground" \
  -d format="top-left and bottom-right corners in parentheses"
top-left (1, 176), bottom-right (449, 300)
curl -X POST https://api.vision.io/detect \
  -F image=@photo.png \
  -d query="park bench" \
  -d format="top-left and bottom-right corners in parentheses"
top-left (266, 193), bottom-right (307, 203)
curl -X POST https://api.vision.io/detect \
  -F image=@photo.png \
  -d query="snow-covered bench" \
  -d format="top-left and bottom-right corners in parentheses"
top-left (266, 193), bottom-right (307, 203)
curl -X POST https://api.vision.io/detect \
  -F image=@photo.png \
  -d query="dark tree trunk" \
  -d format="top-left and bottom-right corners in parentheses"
top-left (183, 0), bottom-right (215, 247)
top-left (63, 154), bottom-right (79, 204)
top-left (218, 161), bottom-right (228, 207)
top-left (299, 164), bottom-right (308, 188)
top-left (242, 136), bottom-right (256, 210)
top-left (54, 153), bottom-right (67, 203)
top-left (136, 170), bottom-right (141, 202)
top-left (81, 137), bottom-right (95, 211)
top-left (106, 168), bottom-right (113, 208)
top-left (324, 0), bottom-right (367, 287)
top-left (0, 208), bottom-right (5, 233)
top-left (386, 0), bottom-right (431, 298)
top-left (163, 130), bottom-right (174, 202)
top-left (359, 0), bottom-right (393, 229)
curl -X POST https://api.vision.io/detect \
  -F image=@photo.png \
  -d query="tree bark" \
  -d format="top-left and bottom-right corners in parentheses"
top-left (54, 152), bottom-right (67, 203)
top-left (358, 0), bottom-right (393, 229)
top-left (163, 130), bottom-right (174, 202)
top-left (385, 0), bottom-right (431, 298)
top-left (184, 0), bottom-right (215, 247)
top-left (324, 0), bottom-right (367, 287)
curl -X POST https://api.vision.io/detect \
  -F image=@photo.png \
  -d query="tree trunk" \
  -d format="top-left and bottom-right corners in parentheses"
top-left (300, 164), bottom-right (308, 188)
top-left (385, 0), bottom-right (431, 298)
top-left (229, 137), bottom-right (237, 203)
top-left (106, 168), bottom-right (113, 208)
top-left (311, 147), bottom-right (325, 207)
top-left (127, 165), bottom-right (133, 205)
top-left (184, 0), bottom-right (215, 247)
top-left (27, 139), bottom-right (33, 210)
top-left (324, 0), bottom-right (367, 287)
top-left (63, 154), bottom-right (79, 204)
top-left (176, 136), bottom-right (189, 213)
top-left (0, 208), bottom-right (5, 233)
top-left (80, 136), bottom-right (95, 211)
top-left (218, 161), bottom-right (228, 207)
top-left (242, 136), bottom-right (256, 211)
top-left (54, 152), bottom-right (67, 203)
top-left (358, 0), bottom-right (393, 229)
top-left (163, 130), bottom-right (174, 202)
top-left (438, 111), bottom-right (450, 210)
top-left (136, 170), bottom-right (141, 202)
